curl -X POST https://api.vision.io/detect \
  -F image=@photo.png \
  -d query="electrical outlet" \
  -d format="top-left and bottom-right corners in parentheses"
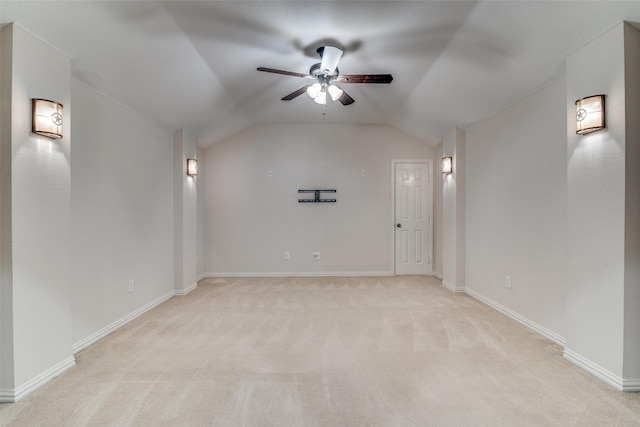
top-left (128, 280), bottom-right (134, 293)
top-left (505, 275), bottom-right (511, 289)
top-left (284, 251), bottom-right (290, 260)
top-left (313, 252), bottom-right (320, 260)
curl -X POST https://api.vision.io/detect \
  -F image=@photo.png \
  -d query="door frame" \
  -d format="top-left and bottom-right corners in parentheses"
top-left (391, 159), bottom-right (434, 275)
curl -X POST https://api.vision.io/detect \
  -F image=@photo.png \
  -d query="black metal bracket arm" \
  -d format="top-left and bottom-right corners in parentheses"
top-left (298, 189), bottom-right (337, 203)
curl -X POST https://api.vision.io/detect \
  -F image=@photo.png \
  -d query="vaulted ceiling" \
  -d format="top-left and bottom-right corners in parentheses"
top-left (3, 1), bottom-right (640, 147)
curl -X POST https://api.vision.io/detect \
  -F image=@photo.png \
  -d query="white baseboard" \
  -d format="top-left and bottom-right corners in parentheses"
top-left (562, 348), bottom-right (632, 391)
top-left (458, 287), bottom-right (639, 392)
top-left (202, 271), bottom-right (394, 278)
top-left (0, 356), bottom-right (76, 403)
top-left (0, 389), bottom-right (13, 403)
top-left (463, 287), bottom-right (567, 347)
top-left (621, 378), bottom-right (640, 392)
top-left (432, 271), bottom-right (443, 280)
top-left (72, 290), bottom-right (174, 355)
top-left (175, 282), bottom-right (198, 296)
top-left (4, 290), bottom-right (176, 403)
top-left (442, 280), bottom-right (465, 293)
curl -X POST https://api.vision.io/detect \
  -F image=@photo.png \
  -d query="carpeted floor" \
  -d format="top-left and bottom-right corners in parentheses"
top-left (1, 276), bottom-right (639, 426)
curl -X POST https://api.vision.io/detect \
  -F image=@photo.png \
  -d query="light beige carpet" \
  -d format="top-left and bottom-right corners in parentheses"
top-left (2, 276), bottom-right (639, 426)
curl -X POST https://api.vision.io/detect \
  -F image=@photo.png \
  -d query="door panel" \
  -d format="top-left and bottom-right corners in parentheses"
top-left (395, 162), bottom-right (431, 275)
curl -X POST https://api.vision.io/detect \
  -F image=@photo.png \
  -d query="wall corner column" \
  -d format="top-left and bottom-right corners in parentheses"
top-left (173, 128), bottom-right (201, 295)
top-left (565, 21), bottom-right (640, 391)
top-left (442, 127), bottom-right (466, 292)
top-left (0, 23), bottom-right (74, 402)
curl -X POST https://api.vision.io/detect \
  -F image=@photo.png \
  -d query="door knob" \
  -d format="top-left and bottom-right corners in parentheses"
top-left (396, 223), bottom-right (402, 228)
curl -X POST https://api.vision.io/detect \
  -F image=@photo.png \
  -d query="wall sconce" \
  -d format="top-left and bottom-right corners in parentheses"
top-left (32, 99), bottom-right (63, 139)
top-left (575, 94), bottom-right (606, 135)
top-left (187, 158), bottom-right (198, 176)
top-left (442, 157), bottom-right (453, 175)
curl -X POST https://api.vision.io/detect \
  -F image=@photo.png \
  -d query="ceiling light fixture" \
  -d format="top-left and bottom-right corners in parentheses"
top-left (307, 83), bottom-right (345, 106)
top-left (575, 94), bottom-right (606, 135)
top-left (258, 45), bottom-right (393, 108)
top-left (32, 98), bottom-right (63, 139)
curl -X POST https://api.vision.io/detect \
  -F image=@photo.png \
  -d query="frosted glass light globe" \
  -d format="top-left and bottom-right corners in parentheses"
top-left (307, 83), bottom-right (321, 99)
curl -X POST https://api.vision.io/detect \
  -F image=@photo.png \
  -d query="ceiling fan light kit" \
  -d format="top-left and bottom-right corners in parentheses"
top-left (306, 83), bottom-right (343, 105)
top-left (257, 45), bottom-right (393, 109)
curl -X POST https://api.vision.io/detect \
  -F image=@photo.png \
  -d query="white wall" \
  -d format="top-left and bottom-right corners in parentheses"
top-left (1, 24), bottom-right (183, 401)
top-left (465, 77), bottom-right (568, 341)
top-left (442, 128), bottom-right (465, 291)
top-left (0, 24), bottom-right (73, 398)
top-left (565, 22), bottom-right (640, 388)
top-left (204, 123), bottom-right (433, 275)
top-left (70, 80), bottom-right (174, 347)
top-left (196, 144), bottom-right (205, 278)
top-left (565, 23), bottom-right (626, 379)
top-left (433, 144), bottom-right (443, 278)
top-left (623, 23), bottom-right (640, 381)
top-left (0, 22), bottom-right (15, 397)
top-left (173, 128), bottom-right (201, 293)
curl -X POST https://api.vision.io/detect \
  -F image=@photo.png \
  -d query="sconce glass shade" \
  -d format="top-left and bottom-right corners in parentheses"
top-left (575, 95), bottom-right (606, 135)
top-left (187, 159), bottom-right (198, 176)
top-left (32, 99), bottom-right (63, 139)
top-left (442, 157), bottom-right (453, 174)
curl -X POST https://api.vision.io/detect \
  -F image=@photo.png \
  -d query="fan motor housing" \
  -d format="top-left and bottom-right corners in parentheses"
top-left (310, 63), bottom-right (339, 79)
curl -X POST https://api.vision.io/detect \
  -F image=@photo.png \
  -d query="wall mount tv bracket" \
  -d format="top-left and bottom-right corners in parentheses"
top-left (298, 189), bottom-right (336, 203)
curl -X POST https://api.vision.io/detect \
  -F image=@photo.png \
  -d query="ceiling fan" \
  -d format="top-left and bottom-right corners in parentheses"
top-left (257, 46), bottom-right (393, 107)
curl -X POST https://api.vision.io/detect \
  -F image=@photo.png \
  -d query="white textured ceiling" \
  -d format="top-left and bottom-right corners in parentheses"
top-left (2, 1), bottom-right (640, 147)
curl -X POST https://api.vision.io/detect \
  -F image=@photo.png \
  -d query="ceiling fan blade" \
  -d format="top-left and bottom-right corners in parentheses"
top-left (257, 67), bottom-right (309, 78)
top-left (281, 86), bottom-right (311, 101)
top-left (338, 90), bottom-right (355, 106)
top-left (340, 74), bottom-right (394, 84)
top-left (318, 46), bottom-right (343, 75)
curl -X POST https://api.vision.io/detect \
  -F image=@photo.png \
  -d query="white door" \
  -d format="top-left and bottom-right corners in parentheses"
top-left (394, 162), bottom-right (431, 275)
